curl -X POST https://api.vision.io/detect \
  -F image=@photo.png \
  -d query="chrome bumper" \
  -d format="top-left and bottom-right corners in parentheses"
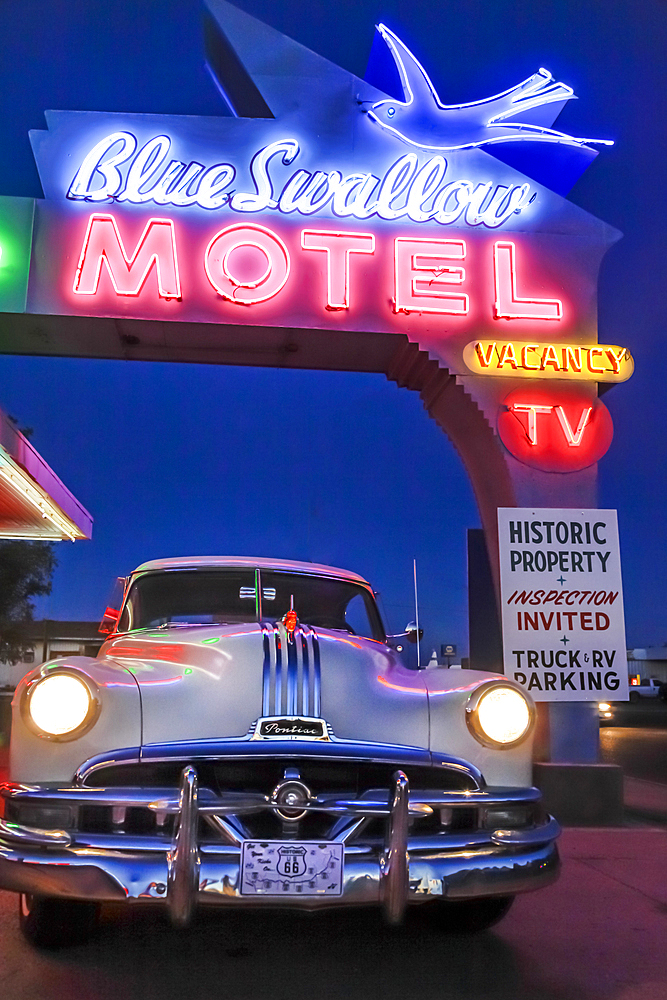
top-left (0, 769), bottom-right (560, 925)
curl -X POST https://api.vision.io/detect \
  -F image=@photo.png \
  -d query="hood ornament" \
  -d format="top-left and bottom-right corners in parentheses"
top-left (282, 595), bottom-right (298, 641)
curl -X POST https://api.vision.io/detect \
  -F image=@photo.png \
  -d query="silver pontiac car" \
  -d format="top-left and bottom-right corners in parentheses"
top-left (0, 557), bottom-right (559, 947)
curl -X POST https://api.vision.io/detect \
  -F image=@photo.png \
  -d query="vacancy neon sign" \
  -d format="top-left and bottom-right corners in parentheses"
top-left (71, 212), bottom-right (564, 322)
top-left (463, 339), bottom-right (634, 382)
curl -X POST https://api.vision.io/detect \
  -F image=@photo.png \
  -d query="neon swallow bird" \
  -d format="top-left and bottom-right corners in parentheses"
top-left (368, 24), bottom-right (613, 151)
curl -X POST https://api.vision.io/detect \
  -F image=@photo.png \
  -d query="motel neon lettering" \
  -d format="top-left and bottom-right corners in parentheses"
top-left (301, 230), bottom-right (375, 309)
top-left (73, 214), bottom-right (180, 299)
top-left (73, 213), bottom-right (562, 322)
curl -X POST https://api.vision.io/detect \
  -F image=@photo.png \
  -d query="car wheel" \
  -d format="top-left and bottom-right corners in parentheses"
top-left (18, 893), bottom-right (99, 948)
top-left (416, 895), bottom-right (515, 933)
top-left (629, 692), bottom-right (640, 703)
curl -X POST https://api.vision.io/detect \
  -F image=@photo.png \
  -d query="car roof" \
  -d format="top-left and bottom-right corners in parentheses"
top-left (132, 556), bottom-right (371, 586)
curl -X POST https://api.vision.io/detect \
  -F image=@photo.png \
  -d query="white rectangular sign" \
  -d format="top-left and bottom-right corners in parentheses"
top-left (498, 508), bottom-right (628, 702)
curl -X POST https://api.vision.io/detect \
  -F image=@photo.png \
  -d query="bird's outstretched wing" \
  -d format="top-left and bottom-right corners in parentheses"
top-left (368, 24), bottom-right (612, 150)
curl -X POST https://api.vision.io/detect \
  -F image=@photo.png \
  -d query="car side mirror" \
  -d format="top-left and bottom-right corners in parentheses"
top-left (99, 607), bottom-right (119, 634)
top-left (99, 576), bottom-right (128, 634)
top-left (405, 621), bottom-right (424, 644)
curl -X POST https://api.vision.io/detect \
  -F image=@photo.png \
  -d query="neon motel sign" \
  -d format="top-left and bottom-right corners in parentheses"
top-left (2, 9), bottom-right (628, 474)
top-left (69, 210), bottom-right (568, 323)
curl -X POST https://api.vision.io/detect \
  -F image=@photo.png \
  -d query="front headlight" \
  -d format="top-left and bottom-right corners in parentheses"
top-left (466, 682), bottom-right (534, 749)
top-left (24, 672), bottom-right (98, 739)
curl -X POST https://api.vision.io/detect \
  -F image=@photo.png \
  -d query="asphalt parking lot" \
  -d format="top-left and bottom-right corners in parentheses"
top-left (0, 828), bottom-right (665, 1000)
top-left (1, 709), bottom-right (666, 999)
top-left (600, 700), bottom-right (667, 730)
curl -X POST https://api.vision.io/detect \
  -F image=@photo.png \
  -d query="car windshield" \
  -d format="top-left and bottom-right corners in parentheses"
top-left (117, 568), bottom-right (385, 641)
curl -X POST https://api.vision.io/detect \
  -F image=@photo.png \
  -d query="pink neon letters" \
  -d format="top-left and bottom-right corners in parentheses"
top-left (394, 238), bottom-right (468, 314)
top-left (72, 213), bottom-right (567, 323)
top-left (204, 224), bottom-right (290, 305)
top-left (73, 214), bottom-right (180, 298)
top-left (301, 230), bottom-right (374, 309)
top-left (493, 241), bottom-right (563, 321)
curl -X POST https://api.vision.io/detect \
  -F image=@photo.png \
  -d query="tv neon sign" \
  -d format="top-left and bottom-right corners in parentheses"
top-left (70, 212), bottom-right (564, 321)
top-left (509, 403), bottom-right (592, 447)
top-left (497, 388), bottom-right (614, 473)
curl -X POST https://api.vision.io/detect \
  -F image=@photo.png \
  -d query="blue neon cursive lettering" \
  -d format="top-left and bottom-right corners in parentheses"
top-left (68, 133), bottom-right (535, 229)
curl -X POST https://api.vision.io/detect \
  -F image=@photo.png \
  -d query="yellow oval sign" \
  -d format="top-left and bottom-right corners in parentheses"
top-left (463, 341), bottom-right (634, 382)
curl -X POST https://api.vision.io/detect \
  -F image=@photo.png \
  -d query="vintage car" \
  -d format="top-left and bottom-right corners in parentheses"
top-left (0, 557), bottom-right (559, 947)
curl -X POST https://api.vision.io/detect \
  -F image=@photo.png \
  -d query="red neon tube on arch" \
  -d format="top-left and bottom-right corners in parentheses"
top-left (73, 213), bottom-right (181, 299)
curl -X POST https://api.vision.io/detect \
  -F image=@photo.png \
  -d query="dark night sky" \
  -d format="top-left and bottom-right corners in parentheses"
top-left (0, 0), bottom-right (665, 653)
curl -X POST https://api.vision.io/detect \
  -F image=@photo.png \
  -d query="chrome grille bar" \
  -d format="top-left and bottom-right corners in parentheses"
top-left (311, 628), bottom-right (321, 717)
top-left (274, 624), bottom-right (283, 713)
top-left (300, 628), bottom-right (310, 716)
top-left (261, 626), bottom-right (272, 717)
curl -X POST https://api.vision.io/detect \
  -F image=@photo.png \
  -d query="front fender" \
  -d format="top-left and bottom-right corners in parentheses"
top-left (425, 670), bottom-right (535, 787)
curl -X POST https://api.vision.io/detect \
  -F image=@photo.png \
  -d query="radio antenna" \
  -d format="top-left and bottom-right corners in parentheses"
top-left (413, 558), bottom-right (421, 669)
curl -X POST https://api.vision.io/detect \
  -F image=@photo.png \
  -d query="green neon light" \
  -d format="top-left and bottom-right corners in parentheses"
top-left (0, 196), bottom-right (34, 313)
top-left (201, 637), bottom-right (220, 644)
top-left (184, 667), bottom-right (193, 674)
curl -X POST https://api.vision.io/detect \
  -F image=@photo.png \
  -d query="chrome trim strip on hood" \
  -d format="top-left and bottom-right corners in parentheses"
top-left (311, 627), bottom-right (321, 717)
top-left (261, 624), bottom-right (321, 719)
top-left (300, 627), bottom-right (311, 716)
top-left (287, 623), bottom-right (297, 714)
top-left (261, 628), bottom-right (271, 717)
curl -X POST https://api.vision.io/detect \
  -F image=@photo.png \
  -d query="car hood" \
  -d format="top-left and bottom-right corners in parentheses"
top-left (101, 623), bottom-right (429, 749)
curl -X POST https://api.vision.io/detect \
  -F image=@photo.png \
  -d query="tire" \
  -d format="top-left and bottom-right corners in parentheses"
top-left (629, 692), bottom-right (640, 703)
top-left (416, 895), bottom-right (515, 934)
top-left (18, 893), bottom-right (99, 948)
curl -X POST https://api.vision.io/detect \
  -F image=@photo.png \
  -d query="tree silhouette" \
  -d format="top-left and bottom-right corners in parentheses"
top-left (0, 541), bottom-right (57, 663)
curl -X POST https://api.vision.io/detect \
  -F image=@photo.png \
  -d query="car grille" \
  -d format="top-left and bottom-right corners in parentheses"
top-left (85, 757), bottom-right (477, 794)
top-left (6, 755), bottom-right (482, 842)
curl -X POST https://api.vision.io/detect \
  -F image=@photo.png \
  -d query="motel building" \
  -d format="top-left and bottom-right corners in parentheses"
top-left (0, 1), bottom-right (639, 821)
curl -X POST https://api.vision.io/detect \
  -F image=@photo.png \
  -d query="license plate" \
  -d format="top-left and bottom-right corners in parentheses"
top-left (240, 840), bottom-right (344, 896)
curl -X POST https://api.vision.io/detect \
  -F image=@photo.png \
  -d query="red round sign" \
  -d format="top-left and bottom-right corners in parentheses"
top-left (497, 386), bottom-right (614, 473)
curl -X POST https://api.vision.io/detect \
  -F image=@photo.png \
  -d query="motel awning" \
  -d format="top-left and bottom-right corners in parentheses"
top-left (0, 409), bottom-right (92, 541)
